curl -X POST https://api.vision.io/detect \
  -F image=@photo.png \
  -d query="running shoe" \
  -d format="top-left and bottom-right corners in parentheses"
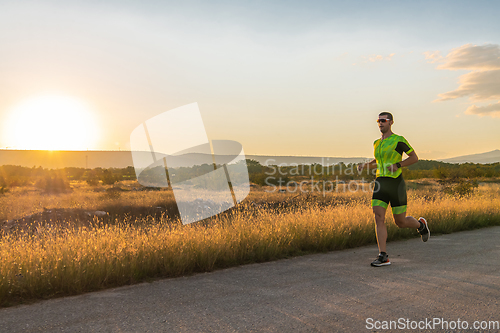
top-left (418, 217), bottom-right (430, 242)
top-left (371, 253), bottom-right (391, 267)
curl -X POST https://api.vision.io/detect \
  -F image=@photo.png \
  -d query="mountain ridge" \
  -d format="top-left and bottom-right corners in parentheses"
top-left (440, 149), bottom-right (500, 164)
top-left (0, 149), bottom-right (498, 169)
top-left (0, 150), bottom-right (367, 169)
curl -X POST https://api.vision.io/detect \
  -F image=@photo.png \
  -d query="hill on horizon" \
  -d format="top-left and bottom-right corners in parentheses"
top-left (0, 150), bottom-right (368, 169)
top-left (0, 149), bottom-right (498, 169)
top-left (440, 149), bottom-right (500, 164)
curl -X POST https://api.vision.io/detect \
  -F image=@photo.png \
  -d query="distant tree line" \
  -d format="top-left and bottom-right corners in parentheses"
top-left (403, 160), bottom-right (500, 180)
top-left (0, 165), bottom-right (137, 191)
top-left (0, 159), bottom-right (499, 191)
top-left (247, 159), bottom-right (500, 186)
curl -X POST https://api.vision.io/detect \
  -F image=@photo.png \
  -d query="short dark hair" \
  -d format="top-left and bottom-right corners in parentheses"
top-left (378, 112), bottom-right (393, 120)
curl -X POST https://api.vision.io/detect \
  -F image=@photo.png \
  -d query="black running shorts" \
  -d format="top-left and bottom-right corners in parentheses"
top-left (371, 174), bottom-right (407, 214)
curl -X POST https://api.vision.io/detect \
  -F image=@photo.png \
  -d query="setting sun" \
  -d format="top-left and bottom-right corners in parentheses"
top-left (3, 95), bottom-right (99, 151)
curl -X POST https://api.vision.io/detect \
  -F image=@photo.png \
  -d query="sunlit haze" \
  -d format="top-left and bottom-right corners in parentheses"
top-left (3, 95), bottom-right (99, 151)
top-left (0, 1), bottom-right (499, 159)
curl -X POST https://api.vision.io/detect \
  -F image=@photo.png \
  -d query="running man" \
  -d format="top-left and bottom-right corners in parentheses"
top-left (357, 112), bottom-right (429, 267)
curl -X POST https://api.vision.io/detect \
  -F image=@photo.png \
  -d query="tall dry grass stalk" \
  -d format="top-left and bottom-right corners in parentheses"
top-left (1, 183), bottom-right (499, 307)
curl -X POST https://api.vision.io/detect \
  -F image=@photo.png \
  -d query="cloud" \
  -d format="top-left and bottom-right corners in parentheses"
top-left (436, 70), bottom-right (500, 101)
top-left (436, 44), bottom-right (500, 70)
top-left (333, 52), bottom-right (349, 61)
top-left (465, 102), bottom-right (500, 118)
top-left (429, 44), bottom-right (500, 117)
top-left (369, 55), bottom-right (384, 62)
top-left (367, 53), bottom-right (394, 62)
top-left (424, 51), bottom-right (443, 63)
top-left (353, 53), bottom-right (395, 65)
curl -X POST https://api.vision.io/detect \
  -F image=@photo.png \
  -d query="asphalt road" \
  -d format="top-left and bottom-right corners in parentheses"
top-left (1, 227), bottom-right (500, 332)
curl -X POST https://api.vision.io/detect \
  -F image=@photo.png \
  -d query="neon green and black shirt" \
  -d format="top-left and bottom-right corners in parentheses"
top-left (373, 134), bottom-right (414, 178)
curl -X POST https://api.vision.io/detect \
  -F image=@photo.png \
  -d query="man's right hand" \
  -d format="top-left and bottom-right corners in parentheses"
top-left (357, 163), bottom-right (365, 172)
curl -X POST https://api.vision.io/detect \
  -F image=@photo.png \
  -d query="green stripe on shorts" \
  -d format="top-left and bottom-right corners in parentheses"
top-left (392, 205), bottom-right (407, 214)
top-left (371, 199), bottom-right (388, 209)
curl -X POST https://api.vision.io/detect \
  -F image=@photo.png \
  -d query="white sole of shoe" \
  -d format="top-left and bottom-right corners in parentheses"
top-left (419, 217), bottom-right (430, 242)
top-left (371, 261), bottom-right (391, 267)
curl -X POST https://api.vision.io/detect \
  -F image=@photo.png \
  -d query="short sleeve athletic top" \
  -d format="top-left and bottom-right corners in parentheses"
top-left (373, 134), bottom-right (414, 178)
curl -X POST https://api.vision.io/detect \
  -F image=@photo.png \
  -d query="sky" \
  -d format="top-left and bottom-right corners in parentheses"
top-left (1, 0), bottom-right (500, 160)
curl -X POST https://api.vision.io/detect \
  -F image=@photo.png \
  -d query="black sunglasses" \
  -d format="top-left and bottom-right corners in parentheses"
top-left (376, 118), bottom-right (391, 123)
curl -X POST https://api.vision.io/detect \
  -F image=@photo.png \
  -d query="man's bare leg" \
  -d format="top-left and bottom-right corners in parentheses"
top-left (393, 212), bottom-right (420, 229)
top-left (373, 206), bottom-right (388, 253)
top-left (394, 212), bottom-right (430, 241)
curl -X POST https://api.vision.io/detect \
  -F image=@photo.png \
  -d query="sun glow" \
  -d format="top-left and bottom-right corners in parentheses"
top-left (3, 95), bottom-right (99, 151)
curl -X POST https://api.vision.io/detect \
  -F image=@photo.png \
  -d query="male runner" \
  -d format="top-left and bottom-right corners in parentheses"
top-left (357, 112), bottom-right (429, 267)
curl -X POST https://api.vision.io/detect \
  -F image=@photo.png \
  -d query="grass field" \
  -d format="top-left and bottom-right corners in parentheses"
top-left (1, 180), bottom-right (500, 307)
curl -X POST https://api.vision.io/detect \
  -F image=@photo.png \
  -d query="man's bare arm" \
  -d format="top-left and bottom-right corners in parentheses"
top-left (357, 159), bottom-right (377, 172)
top-left (400, 151), bottom-right (418, 167)
top-left (387, 151), bottom-right (418, 172)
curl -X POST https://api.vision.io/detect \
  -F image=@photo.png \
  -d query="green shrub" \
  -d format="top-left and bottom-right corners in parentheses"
top-left (443, 179), bottom-right (478, 197)
top-left (101, 170), bottom-right (118, 185)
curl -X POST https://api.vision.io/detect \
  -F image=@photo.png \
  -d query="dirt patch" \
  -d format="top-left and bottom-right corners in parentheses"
top-left (0, 203), bottom-right (181, 235)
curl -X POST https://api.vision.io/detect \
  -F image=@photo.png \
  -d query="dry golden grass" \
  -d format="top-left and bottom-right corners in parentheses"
top-left (0, 182), bottom-right (177, 222)
top-left (1, 181), bottom-right (499, 307)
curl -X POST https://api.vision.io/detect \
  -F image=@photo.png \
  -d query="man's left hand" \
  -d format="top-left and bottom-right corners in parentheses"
top-left (387, 164), bottom-right (399, 172)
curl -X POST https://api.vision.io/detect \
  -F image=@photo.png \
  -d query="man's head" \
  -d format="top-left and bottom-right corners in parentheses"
top-left (377, 112), bottom-right (393, 134)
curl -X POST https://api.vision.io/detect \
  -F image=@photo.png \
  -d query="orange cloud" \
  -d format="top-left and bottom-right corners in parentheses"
top-left (368, 55), bottom-right (384, 62)
top-left (436, 44), bottom-right (500, 71)
top-left (354, 53), bottom-right (395, 65)
top-left (430, 44), bottom-right (500, 117)
top-left (436, 70), bottom-right (500, 102)
top-left (369, 53), bottom-right (394, 62)
top-left (424, 51), bottom-right (443, 63)
top-left (465, 102), bottom-right (500, 118)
